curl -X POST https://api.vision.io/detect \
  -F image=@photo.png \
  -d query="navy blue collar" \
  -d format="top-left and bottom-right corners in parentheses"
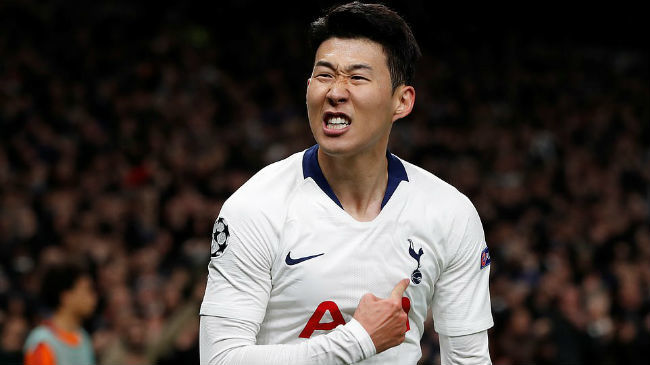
top-left (302, 144), bottom-right (409, 209)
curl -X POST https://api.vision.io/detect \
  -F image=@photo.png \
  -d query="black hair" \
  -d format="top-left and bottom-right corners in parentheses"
top-left (309, 1), bottom-right (421, 90)
top-left (41, 263), bottom-right (88, 309)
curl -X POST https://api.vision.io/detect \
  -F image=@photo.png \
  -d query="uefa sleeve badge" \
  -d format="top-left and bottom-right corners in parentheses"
top-left (480, 246), bottom-right (491, 269)
top-left (211, 217), bottom-right (230, 258)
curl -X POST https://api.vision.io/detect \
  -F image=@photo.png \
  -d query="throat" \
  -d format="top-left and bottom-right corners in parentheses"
top-left (340, 198), bottom-right (383, 222)
top-left (51, 312), bottom-right (80, 333)
top-left (316, 145), bottom-right (390, 221)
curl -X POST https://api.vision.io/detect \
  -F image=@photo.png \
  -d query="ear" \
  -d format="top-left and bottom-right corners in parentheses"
top-left (306, 78), bottom-right (311, 103)
top-left (392, 86), bottom-right (415, 122)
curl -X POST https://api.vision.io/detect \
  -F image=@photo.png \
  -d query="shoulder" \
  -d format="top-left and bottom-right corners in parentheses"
top-left (222, 150), bottom-right (304, 219)
top-left (400, 158), bottom-right (486, 269)
top-left (400, 158), bottom-right (483, 255)
top-left (23, 326), bottom-right (54, 350)
top-left (217, 150), bottom-right (306, 244)
top-left (401, 158), bottom-right (477, 218)
top-left (79, 328), bottom-right (93, 344)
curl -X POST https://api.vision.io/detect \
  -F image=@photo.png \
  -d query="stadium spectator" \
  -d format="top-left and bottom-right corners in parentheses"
top-left (23, 262), bottom-right (97, 365)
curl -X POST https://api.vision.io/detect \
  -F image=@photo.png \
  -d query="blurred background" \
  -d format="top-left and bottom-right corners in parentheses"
top-left (0, 1), bottom-right (648, 364)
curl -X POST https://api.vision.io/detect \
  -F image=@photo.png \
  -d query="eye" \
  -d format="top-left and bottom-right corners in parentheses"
top-left (350, 75), bottom-right (368, 81)
top-left (316, 73), bottom-right (333, 79)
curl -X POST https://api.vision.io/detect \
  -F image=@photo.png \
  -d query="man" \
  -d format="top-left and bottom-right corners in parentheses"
top-left (200, 2), bottom-right (493, 364)
top-left (24, 263), bottom-right (97, 365)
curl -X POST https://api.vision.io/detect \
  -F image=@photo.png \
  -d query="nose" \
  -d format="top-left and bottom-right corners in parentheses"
top-left (326, 79), bottom-right (349, 106)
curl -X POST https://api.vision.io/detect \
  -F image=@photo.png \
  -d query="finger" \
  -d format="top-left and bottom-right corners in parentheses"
top-left (390, 278), bottom-right (409, 300)
top-left (361, 293), bottom-right (378, 303)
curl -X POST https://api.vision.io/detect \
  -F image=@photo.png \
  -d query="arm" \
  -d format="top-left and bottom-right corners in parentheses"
top-left (200, 279), bottom-right (410, 365)
top-left (199, 315), bottom-right (375, 365)
top-left (439, 330), bottom-right (491, 365)
top-left (431, 196), bottom-right (493, 362)
top-left (24, 342), bottom-right (57, 365)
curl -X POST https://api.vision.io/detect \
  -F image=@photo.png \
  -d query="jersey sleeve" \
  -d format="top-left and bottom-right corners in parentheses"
top-left (24, 342), bottom-right (57, 365)
top-left (431, 196), bottom-right (494, 337)
top-left (438, 330), bottom-right (492, 365)
top-left (199, 198), bottom-right (276, 324)
top-left (199, 314), bottom-right (376, 364)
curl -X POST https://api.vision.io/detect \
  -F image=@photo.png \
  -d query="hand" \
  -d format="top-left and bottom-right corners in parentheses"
top-left (353, 279), bottom-right (410, 353)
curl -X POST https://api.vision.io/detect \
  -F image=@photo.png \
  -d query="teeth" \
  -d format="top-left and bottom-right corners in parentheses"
top-left (328, 117), bottom-right (349, 125)
top-left (326, 116), bottom-right (350, 129)
top-left (328, 123), bottom-right (347, 129)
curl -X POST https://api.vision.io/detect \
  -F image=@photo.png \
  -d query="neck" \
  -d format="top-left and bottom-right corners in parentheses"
top-left (51, 308), bottom-right (80, 332)
top-left (318, 145), bottom-right (388, 221)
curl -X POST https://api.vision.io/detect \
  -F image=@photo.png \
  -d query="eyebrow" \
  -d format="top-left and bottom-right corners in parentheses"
top-left (314, 60), bottom-right (373, 73)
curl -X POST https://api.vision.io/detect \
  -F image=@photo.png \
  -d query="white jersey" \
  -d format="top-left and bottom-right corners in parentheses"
top-left (200, 145), bottom-right (493, 364)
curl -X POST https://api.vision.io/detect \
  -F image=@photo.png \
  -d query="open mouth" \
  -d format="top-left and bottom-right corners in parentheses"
top-left (323, 112), bottom-right (351, 130)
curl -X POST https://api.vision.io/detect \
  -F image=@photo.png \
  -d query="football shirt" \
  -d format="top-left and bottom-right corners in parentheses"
top-left (201, 145), bottom-right (493, 364)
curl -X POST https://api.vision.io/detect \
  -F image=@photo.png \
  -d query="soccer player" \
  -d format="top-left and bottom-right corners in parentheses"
top-left (200, 2), bottom-right (493, 364)
top-left (24, 263), bottom-right (97, 365)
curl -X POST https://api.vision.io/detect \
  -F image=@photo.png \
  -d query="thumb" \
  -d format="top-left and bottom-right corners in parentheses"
top-left (390, 278), bottom-right (409, 300)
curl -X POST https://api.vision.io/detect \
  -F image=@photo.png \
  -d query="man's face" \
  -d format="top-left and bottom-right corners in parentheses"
top-left (306, 37), bottom-right (408, 157)
top-left (63, 275), bottom-right (97, 319)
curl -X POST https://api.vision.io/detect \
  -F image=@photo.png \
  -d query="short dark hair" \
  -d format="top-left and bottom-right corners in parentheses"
top-left (41, 263), bottom-right (88, 309)
top-left (309, 1), bottom-right (421, 90)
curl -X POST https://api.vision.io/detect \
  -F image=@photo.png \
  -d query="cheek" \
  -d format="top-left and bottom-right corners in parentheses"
top-left (306, 85), bottom-right (318, 104)
top-left (306, 89), bottom-right (323, 119)
top-left (79, 289), bottom-right (97, 306)
top-left (353, 91), bottom-right (392, 120)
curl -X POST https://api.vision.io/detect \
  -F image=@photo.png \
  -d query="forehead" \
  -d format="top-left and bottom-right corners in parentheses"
top-left (314, 37), bottom-right (388, 70)
top-left (72, 275), bottom-right (92, 289)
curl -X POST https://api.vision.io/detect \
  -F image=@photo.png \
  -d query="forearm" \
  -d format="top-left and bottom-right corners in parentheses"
top-left (438, 330), bottom-right (491, 365)
top-left (199, 315), bottom-right (376, 365)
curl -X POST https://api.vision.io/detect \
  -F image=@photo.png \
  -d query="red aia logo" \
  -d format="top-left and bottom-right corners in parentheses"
top-left (299, 298), bottom-right (411, 338)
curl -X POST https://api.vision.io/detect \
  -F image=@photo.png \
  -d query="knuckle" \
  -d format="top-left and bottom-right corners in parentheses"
top-left (392, 335), bottom-right (405, 346)
top-left (361, 293), bottom-right (375, 301)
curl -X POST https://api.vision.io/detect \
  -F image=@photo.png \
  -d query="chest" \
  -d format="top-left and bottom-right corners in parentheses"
top-left (30, 328), bottom-right (93, 365)
top-left (269, 212), bottom-right (442, 318)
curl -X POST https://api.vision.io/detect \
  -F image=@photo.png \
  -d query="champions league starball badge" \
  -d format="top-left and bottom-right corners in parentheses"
top-left (211, 217), bottom-right (230, 258)
top-left (408, 239), bottom-right (424, 284)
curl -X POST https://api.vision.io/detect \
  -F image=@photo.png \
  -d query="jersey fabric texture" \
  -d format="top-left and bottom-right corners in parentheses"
top-left (24, 322), bottom-right (95, 365)
top-left (200, 144), bottom-right (493, 364)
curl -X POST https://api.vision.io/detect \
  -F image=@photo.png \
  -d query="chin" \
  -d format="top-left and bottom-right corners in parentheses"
top-left (316, 138), bottom-right (358, 157)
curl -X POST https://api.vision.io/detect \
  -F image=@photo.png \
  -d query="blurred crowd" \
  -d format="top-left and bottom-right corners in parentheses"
top-left (1, 1), bottom-right (648, 364)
